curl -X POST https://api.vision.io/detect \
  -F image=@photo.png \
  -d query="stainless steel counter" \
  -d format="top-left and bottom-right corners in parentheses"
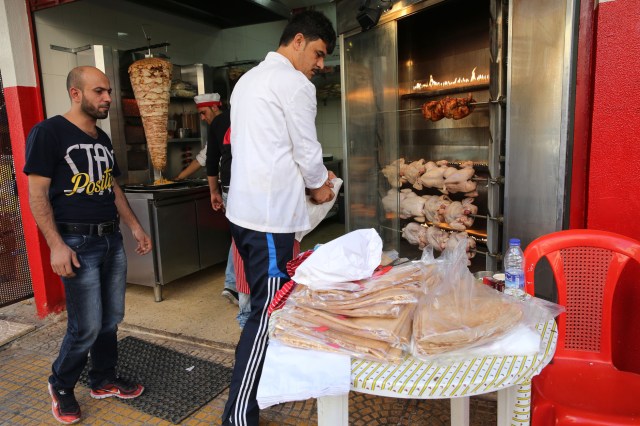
top-left (120, 182), bottom-right (231, 301)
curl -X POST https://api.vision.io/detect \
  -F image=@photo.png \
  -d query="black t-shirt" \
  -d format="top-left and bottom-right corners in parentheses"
top-left (205, 109), bottom-right (231, 187)
top-left (23, 115), bottom-right (121, 224)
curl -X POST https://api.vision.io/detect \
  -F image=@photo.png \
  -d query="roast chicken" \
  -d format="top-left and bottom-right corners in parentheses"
top-left (442, 94), bottom-right (475, 120)
top-left (421, 100), bottom-right (445, 122)
top-left (421, 94), bottom-right (475, 122)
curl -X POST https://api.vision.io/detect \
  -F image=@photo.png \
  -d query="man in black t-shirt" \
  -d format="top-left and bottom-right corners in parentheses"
top-left (24, 66), bottom-right (152, 425)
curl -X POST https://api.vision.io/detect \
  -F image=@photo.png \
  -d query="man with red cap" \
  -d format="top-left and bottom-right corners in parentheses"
top-left (188, 93), bottom-right (250, 322)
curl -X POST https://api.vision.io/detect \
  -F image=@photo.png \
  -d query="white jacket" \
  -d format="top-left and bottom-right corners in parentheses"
top-left (226, 52), bottom-right (328, 233)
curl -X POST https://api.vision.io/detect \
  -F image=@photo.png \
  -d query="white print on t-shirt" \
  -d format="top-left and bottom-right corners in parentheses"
top-left (63, 143), bottom-right (115, 196)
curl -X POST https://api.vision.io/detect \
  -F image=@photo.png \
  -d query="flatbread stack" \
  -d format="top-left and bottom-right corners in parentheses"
top-left (291, 263), bottom-right (434, 316)
top-left (269, 263), bottom-right (435, 363)
top-left (413, 282), bottom-right (523, 356)
top-left (270, 305), bottom-right (413, 363)
top-left (128, 57), bottom-right (172, 171)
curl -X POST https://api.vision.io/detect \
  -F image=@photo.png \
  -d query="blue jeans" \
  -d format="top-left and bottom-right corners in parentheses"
top-left (49, 231), bottom-right (127, 390)
top-left (222, 190), bottom-right (251, 328)
top-left (222, 191), bottom-right (237, 292)
top-left (224, 245), bottom-right (237, 292)
top-left (237, 292), bottom-right (250, 329)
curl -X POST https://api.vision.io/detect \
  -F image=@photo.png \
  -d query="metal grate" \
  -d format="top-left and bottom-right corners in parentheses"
top-left (560, 247), bottom-right (611, 352)
top-left (0, 71), bottom-right (33, 307)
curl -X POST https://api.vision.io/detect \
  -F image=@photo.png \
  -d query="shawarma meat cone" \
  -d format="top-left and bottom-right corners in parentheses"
top-left (128, 57), bottom-right (172, 171)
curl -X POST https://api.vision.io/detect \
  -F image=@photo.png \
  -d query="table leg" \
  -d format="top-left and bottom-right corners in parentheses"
top-left (153, 284), bottom-right (163, 302)
top-left (317, 394), bottom-right (349, 426)
top-left (498, 383), bottom-right (531, 426)
top-left (450, 396), bottom-right (470, 426)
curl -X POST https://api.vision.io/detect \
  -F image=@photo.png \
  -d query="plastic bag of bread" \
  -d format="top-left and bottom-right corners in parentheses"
top-left (128, 57), bottom-right (172, 171)
top-left (269, 304), bottom-right (414, 363)
top-left (412, 236), bottom-right (525, 358)
top-left (289, 262), bottom-right (437, 312)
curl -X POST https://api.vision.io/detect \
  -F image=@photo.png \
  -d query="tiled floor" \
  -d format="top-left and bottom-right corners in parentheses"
top-left (0, 318), bottom-right (497, 425)
top-left (0, 320), bottom-right (35, 347)
top-left (0, 218), bottom-right (498, 425)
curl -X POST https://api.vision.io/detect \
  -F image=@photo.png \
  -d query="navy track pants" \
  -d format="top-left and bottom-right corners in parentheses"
top-left (222, 223), bottom-right (294, 426)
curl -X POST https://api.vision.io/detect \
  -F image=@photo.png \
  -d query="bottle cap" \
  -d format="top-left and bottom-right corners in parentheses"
top-left (509, 238), bottom-right (521, 245)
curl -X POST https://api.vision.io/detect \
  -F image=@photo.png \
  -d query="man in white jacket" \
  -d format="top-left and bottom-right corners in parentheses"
top-left (223, 10), bottom-right (336, 426)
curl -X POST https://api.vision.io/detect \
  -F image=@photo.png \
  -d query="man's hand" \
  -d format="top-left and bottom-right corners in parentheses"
top-left (309, 184), bottom-right (335, 204)
top-left (50, 242), bottom-right (80, 278)
top-left (132, 227), bottom-right (152, 255)
top-left (210, 191), bottom-right (224, 211)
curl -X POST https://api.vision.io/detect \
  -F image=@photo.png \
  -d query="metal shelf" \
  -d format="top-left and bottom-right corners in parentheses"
top-left (400, 83), bottom-right (490, 100)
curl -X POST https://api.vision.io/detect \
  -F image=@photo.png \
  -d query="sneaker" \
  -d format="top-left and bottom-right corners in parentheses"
top-left (221, 288), bottom-right (239, 306)
top-left (48, 383), bottom-right (81, 424)
top-left (90, 378), bottom-right (144, 400)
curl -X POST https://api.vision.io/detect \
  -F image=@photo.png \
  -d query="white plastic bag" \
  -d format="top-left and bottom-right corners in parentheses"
top-left (291, 228), bottom-right (383, 290)
top-left (296, 178), bottom-right (343, 241)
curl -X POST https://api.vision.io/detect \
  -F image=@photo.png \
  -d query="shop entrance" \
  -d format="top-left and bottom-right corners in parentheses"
top-left (0, 71), bottom-right (33, 308)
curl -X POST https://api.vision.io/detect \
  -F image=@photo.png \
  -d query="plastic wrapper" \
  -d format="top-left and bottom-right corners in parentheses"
top-left (291, 262), bottom-right (436, 306)
top-left (291, 228), bottom-right (383, 290)
top-left (412, 237), bottom-right (524, 357)
top-left (269, 305), bottom-right (413, 364)
top-left (411, 239), bottom-right (565, 361)
top-left (269, 257), bottom-right (425, 362)
top-left (276, 305), bottom-right (414, 344)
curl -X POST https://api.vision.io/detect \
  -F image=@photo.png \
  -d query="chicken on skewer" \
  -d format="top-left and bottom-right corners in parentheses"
top-left (422, 195), bottom-right (452, 224)
top-left (443, 161), bottom-right (478, 196)
top-left (402, 159), bottom-right (426, 189)
top-left (381, 158), bottom-right (406, 188)
top-left (402, 224), bottom-right (477, 261)
top-left (421, 100), bottom-right (444, 122)
top-left (442, 94), bottom-right (476, 120)
top-left (421, 94), bottom-right (476, 122)
top-left (401, 222), bottom-right (430, 249)
top-left (398, 189), bottom-right (427, 222)
top-left (443, 198), bottom-right (478, 231)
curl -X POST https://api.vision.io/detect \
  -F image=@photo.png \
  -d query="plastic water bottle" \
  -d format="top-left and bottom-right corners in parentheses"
top-left (503, 238), bottom-right (525, 299)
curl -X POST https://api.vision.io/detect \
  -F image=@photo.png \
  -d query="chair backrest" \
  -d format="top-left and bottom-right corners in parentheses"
top-left (523, 229), bottom-right (640, 364)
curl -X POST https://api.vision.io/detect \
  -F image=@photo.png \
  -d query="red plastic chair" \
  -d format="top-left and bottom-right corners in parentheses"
top-left (523, 229), bottom-right (640, 425)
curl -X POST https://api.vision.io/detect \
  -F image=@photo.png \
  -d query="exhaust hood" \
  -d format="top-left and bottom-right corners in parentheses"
top-left (124, 0), bottom-right (291, 28)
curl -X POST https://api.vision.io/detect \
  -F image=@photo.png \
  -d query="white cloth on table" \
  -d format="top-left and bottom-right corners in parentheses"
top-left (257, 340), bottom-right (350, 409)
top-left (420, 323), bottom-right (542, 364)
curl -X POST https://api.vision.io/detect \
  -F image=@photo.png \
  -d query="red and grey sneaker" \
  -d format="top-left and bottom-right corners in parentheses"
top-left (48, 383), bottom-right (81, 424)
top-left (90, 378), bottom-right (144, 400)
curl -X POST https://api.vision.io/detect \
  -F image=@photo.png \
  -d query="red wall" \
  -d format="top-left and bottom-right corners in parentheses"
top-left (588, 1), bottom-right (640, 234)
top-left (588, 0), bottom-right (640, 373)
